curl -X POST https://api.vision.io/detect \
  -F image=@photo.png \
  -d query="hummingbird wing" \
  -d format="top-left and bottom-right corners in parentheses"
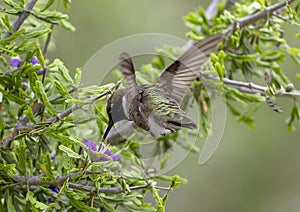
top-left (156, 33), bottom-right (224, 103)
top-left (119, 52), bottom-right (138, 96)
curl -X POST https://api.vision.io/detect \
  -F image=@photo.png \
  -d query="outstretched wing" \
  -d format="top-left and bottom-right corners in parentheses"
top-left (156, 33), bottom-right (224, 103)
top-left (119, 52), bottom-right (138, 96)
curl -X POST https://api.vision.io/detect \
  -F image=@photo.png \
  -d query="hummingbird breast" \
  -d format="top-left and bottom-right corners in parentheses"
top-left (127, 84), bottom-right (197, 136)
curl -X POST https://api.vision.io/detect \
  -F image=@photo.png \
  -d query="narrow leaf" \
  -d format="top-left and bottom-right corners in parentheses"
top-left (16, 141), bottom-right (26, 175)
top-left (42, 152), bottom-right (55, 180)
top-left (60, 19), bottom-right (76, 31)
top-left (34, 81), bottom-right (56, 116)
top-left (41, 0), bottom-right (55, 12)
top-left (23, 107), bottom-right (37, 124)
top-left (59, 145), bottom-right (81, 159)
top-left (23, 25), bottom-right (51, 39)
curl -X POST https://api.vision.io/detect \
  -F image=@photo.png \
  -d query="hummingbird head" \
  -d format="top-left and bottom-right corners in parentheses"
top-left (101, 88), bottom-right (129, 143)
top-left (107, 88), bottom-right (129, 124)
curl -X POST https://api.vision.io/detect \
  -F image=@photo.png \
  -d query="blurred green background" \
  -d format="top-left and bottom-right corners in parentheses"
top-left (49, 1), bottom-right (300, 211)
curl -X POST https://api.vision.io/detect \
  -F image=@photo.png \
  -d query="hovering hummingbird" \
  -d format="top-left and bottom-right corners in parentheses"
top-left (102, 33), bottom-right (224, 142)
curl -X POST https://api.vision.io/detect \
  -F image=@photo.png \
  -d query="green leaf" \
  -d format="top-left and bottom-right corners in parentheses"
top-left (16, 141), bottom-right (26, 175)
top-left (41, 0), bottom-right (55, 12)
top-left (54, 80), bottom-right (72, 98)
top-left (59, 145), bottom-right (82, 159)
top-left (34, 81), bottom-right (56, 116)
top-left (42, 152), bottom-right (55, 180)
top-left (0, 45), bottom-right (17, 56)
top-left (214, 62), bottom-right (223, 81)
top-left (159, 153), bottom-right (170, 170)
top-left (22, 24), bottom-right (51, 39)
top-left (66, 193), bottom-right (98, 212)
top-left (38, 10), bottom-right (68, 20)
top-left (151, 56), bottom-right (165, 70)
top-left (60, 19), bottom-right (76, 31)
top-left (3, 0), bottom-right (22, 10)
top-left (1, 15), bottom-right (12, 32)
top-left (184, 12), bottom-right (201, 25)
top-left (6, 192), bottom-right (16, 212)
top-left (169, 175), bottom-right (186, 189)
top-left (74, 68), bottom-right (82, 85)
top-left (49, 59), bottom-right (74, 85)
top-left (23, 107), bottom-right (37, 124)
top-left (152, 186), bottom-right (165, 212)
top-left (237, 114), bottom-right (256, 129)
top-left (226, 50), bottom-right (258, 61)
top-left (97, 195), bottom-right (116, 211)
top-left (34, 42), bottom-right (45, 66)
top-left (26, 191), bottom-right (48, 210)
top-left (227, 88), bottom-right (265, 102)
top-left (45, 132), bottom-right (85, 148)
top-left (0, 88), bottom-right (27, 104)
top-left (155, 175), bottom-right (187, 185)
top-left (0, 164), bottom-right (16, 176)
top-left (268, 51), bottom-right (285, 62)
top-left (286, 103), bottom-right (300, 131)
top-left (63, 0), bottom-right (71, 10)
top-left (185, 31), bottom-right (204, 41)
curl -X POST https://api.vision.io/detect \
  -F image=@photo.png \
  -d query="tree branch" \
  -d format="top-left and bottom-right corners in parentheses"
top-left (39, 81), bottom-right (120, 125)
top-left (223, 0), bottom-right (295, 34)
top-left (11, 172), bottom-right (167, 194)
top-left (1, 82), bottom-right (120, 149)
top-left (202, 73), bottom-right (300, 97)
top-left (3, 0), bottom-right (38, 39)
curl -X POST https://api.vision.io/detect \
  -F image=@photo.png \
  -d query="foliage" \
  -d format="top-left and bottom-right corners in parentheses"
top-left (184, 0), bottom-right (300, 131)
top-left (0, 0), bottom-right (299, 211)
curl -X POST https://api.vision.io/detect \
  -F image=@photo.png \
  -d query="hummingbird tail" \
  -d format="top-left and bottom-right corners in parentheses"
top-left (166, 114), bottom-right (197, 131)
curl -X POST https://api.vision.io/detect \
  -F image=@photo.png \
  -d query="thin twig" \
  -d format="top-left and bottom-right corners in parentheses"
top-left (43, 24), bottom-right (54, 56)
top-left (3, 0), bottom-right (38, 39)
top-left (202, 73), bottom-right (300, 97)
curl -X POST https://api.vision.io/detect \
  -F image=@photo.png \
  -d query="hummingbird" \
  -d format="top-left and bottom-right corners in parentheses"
top-left (102, 33), bottom-right (224, 142)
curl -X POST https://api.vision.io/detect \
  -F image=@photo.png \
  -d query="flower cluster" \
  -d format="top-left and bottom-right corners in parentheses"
top-left (83, 138), bottom-right (119, 162)
top-left (10, 56), bottom-right (45, 74)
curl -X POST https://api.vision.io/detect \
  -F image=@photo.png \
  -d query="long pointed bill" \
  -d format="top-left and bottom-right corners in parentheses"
top-left (98, 120), bottom-right (114, 151)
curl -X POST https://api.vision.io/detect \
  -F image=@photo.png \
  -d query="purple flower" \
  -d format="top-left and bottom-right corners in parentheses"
top-left (98, 149), bottom-right (119, 161)
top-left (37, 69), bottom-right (46, 75)
top-left (49, 186), bottom-right (60, 193)
top-left (10, 56), bottom-right (45, 75)
top-left (83, 138), bottom-right (97, 151)
top-left (10, 57), bottom-right (22, 67)
top-left (30, 56), bottom-right (39, 65)
top-left (83, 138), bottom-right (119, 162)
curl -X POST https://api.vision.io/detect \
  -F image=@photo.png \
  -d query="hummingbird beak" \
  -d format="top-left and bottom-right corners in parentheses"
top-left (99, 119), bottom-right (114, 147)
